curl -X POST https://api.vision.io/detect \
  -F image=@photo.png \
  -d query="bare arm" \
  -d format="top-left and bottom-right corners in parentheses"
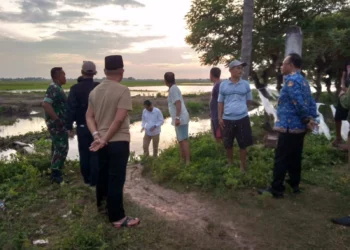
top-left (102, 109), bottom-right (128, 142)
top-left (42, 102), bottom-right (59, 120)
top-left (86, 104), bottom-right (98, 135)
top-left (218, 102), bottom-right (224, 120)
top-left (175, 100), bottom-right (181, 117)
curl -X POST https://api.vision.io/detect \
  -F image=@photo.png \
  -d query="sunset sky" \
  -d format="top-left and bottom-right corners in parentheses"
top-left (0, 0), bottom-right (228, 79)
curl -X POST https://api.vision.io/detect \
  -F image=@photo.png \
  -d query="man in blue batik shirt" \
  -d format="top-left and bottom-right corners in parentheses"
top-left (259, 53), bottom-right (317, 198)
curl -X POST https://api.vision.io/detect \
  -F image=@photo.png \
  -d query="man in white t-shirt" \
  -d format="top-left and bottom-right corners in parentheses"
top-left (164, 72), bottom-right (190, 165)
top-left (141, 100), bottom-right (164, 157)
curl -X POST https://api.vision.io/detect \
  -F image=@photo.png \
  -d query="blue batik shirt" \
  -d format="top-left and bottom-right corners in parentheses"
top-left (274, 72), bottom-right (317, 133)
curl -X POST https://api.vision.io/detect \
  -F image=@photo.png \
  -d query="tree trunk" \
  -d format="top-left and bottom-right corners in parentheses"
top-left (240, 0), bottom-right (254, 80)
top-left (314, 70), bottom-right (322, 102)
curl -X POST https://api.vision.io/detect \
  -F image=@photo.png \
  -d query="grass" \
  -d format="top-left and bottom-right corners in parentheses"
top-left (140, 113), bottom-right (350, 249)
top-left (0, 138), bottom-right (232, 250)
top-left (0, 80), bottom-right (211, 91)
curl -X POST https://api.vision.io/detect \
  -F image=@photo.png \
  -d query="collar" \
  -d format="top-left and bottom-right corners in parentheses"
top-left (228, 78), bottom-right (242, 85)
top-left (51, 82), bottom-right (62, 88)
top-left (168, 84), bottom-right (176, 91)
top-left (79, 78), bottom-right (94, 83)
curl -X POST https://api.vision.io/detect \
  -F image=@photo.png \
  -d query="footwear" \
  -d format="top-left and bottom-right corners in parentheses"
top-left (258, 187), bottom-right (284, 198)
top-left (331, 216), bottom-right (350, 227)
top-left (286, 180), bottom-right (301, 194)
top-left (113, 216), bottom-right (141, 228)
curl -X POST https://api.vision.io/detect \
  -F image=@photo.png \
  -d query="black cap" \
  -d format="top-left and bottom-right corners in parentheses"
top-left (105, 55), bottom-right (124, 70)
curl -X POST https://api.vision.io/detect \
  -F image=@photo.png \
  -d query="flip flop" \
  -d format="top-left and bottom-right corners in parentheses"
top-left (113, 217), bottom-right (140, 229)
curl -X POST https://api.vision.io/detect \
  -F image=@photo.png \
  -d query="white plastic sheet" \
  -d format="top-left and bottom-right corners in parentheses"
top-left (330, 104), bottom-right (349, 141)
top-left (257, 90), bottom-right (278, 122)
top-left (316, 103), bottom-right (331, 140)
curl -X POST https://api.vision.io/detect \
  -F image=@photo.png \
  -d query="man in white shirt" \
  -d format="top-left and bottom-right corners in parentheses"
top-left (164, 72), bottom-right (191, 165)
top-left (141, 100), bottom-right (164, 157)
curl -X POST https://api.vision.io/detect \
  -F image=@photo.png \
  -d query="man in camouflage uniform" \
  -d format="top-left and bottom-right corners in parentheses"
top-left (42, 67), bottom-right (70, 184)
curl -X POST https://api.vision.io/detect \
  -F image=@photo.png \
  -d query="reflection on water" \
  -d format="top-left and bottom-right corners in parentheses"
top-left (1, 84), bottom-right (214, 96)
top-left (68, 118), bottom-right (211, 160)
top-left (0, 117), bottom-right (46, 137)
top-left (0, 116), bottom-right (211, 160)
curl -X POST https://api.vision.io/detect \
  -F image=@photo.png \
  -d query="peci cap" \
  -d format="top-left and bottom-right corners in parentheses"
top-left (105, 55), bottom-right (124, 70)
top-left (82, 61), bottom-right (97, 74)
top-left (228, 60), bottom-right (247, 70)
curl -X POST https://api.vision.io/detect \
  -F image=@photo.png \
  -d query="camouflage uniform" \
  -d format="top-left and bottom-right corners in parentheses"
top-left (43, 83), bottom-right (69, 173)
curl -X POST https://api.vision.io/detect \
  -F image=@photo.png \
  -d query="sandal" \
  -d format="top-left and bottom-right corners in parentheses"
top-left (113, 216), bottom-right (140, 229)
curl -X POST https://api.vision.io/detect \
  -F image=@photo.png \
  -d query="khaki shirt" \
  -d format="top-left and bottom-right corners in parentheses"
top-left (88, 79), bottom-right (132, 142)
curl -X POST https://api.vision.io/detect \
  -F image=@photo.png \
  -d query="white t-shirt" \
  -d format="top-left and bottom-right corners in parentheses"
top-left (167, 84), bottom-right (190, 126)
top-left (141, 107), bottom-right (164, 136)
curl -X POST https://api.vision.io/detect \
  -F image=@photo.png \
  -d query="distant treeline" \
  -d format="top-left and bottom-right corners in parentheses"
top-left (0, 77), bottom-right (210, 83)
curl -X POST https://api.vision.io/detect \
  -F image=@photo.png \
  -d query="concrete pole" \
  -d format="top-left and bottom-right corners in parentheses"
top-left (285, 26), bottom-right (303, 57)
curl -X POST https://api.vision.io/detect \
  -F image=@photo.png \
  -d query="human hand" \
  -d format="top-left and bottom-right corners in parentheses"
top-left (150, 126), bottom-right (156, 132)
top-left (219, 119), bottom-right (225, 130)
top-left (68, 130), bottom-right (75, 138)
top-left (89, 137), bottom-right (107, 152)
top-left (307, 120), bottom-right (317, 132)
top-left (54, 119), bottom-right (64, 130)
top-left (175, 119), bottom-right (181, 127)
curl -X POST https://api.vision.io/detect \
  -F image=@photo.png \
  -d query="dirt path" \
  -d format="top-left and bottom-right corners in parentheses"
top-left (124, 164), bottom-right (254, 250)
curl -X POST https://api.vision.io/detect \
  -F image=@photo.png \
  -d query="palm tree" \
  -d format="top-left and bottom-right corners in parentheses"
top-left (240, 0), bottom-right (254, 80)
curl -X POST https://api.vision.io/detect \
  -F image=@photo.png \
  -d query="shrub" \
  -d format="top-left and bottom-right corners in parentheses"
top-left (144, 132), bottom-right (347, 193)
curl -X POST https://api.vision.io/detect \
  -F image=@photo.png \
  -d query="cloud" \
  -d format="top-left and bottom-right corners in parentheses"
top-left (64, 0), bottom-right (145, 8)
top-left (0, 0), bottom-right (57, 23)
top-left (0, 0), bottom-right (143, 24)
top-left (58, 11), bottom-right (89, 19)
top-left (0, 30), bottom-right (165, 58)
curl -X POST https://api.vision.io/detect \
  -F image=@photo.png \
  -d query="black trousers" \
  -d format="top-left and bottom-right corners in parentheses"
top-left (77, 126), bottom-right (98, 186)
top-left (96, 141), bottom-right (129, 222)
top-left (271, 132), bottom-right (306, 192)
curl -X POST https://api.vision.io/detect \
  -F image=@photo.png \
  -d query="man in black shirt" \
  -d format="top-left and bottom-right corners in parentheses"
top-left (333, 61), bottom-right (350, 147)
top-left (67, 61), bottom-right (99, 186)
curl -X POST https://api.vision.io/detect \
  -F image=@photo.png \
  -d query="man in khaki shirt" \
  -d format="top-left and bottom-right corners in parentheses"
top-left (86, 55), bottom-right (140, 228)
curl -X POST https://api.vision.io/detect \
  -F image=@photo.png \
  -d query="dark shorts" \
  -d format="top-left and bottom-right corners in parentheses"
top-left (211, 119), bottom-right (222, 139)
top-left (335, 100), bottom-right (348, 121)
top-left (223, 116), bottom-right (253, 149)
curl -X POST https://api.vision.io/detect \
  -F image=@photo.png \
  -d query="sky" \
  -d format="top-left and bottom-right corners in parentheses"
top-left (0, 0), bottom-right (228, 79)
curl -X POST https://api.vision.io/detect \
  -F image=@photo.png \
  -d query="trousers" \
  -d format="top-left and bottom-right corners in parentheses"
top-left (143, 133), bottom-right (160, 157)
top-left (77, 126), bottom-right (98, 186)
top-left (271, 132), bottom-right (306, 192)
top-left (96, 141), bottom-right (130, 222)
top-left (49, 129), bottom-right (69, 170)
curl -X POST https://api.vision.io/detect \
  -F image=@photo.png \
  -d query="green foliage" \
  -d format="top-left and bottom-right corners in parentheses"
top-left (185, 0), bottom-right (349, 88)
top-left (186, 101), bottom-right (207, 115)
top-left (145, 132), bottom-right (347, 194)
top-left (61, 223), bottom-right (109, 250)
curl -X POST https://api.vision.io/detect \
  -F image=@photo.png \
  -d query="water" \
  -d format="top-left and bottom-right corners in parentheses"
top-left (0, 116), bottom-right (211, 160)
top-left (1, 85), bottom-right (214, 97)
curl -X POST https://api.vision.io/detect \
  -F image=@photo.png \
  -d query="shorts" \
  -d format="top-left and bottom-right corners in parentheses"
top-left (175, 124), bottom-right (189, 142)
top-left (211, 119), bottom-right (222, 139)
top-left (223, 116), bottom-right (253, 149)
top-left (335, 100), bottom-right (348, 121)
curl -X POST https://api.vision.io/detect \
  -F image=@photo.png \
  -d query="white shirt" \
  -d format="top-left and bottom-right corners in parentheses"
top-left (141, 107), bottom-right (164, 136)
top-left (168, 84), bottom-right (190, 126)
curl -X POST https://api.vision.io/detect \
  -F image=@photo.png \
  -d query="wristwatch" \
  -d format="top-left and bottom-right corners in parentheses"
top-left (175, 116), bottom-right (180, 120)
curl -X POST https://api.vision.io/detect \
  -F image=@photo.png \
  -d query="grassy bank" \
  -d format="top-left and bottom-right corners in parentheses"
top-left (141, 113), bottom-right (350, 248)
top-left (0, 138), bottom-right (231, 250)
